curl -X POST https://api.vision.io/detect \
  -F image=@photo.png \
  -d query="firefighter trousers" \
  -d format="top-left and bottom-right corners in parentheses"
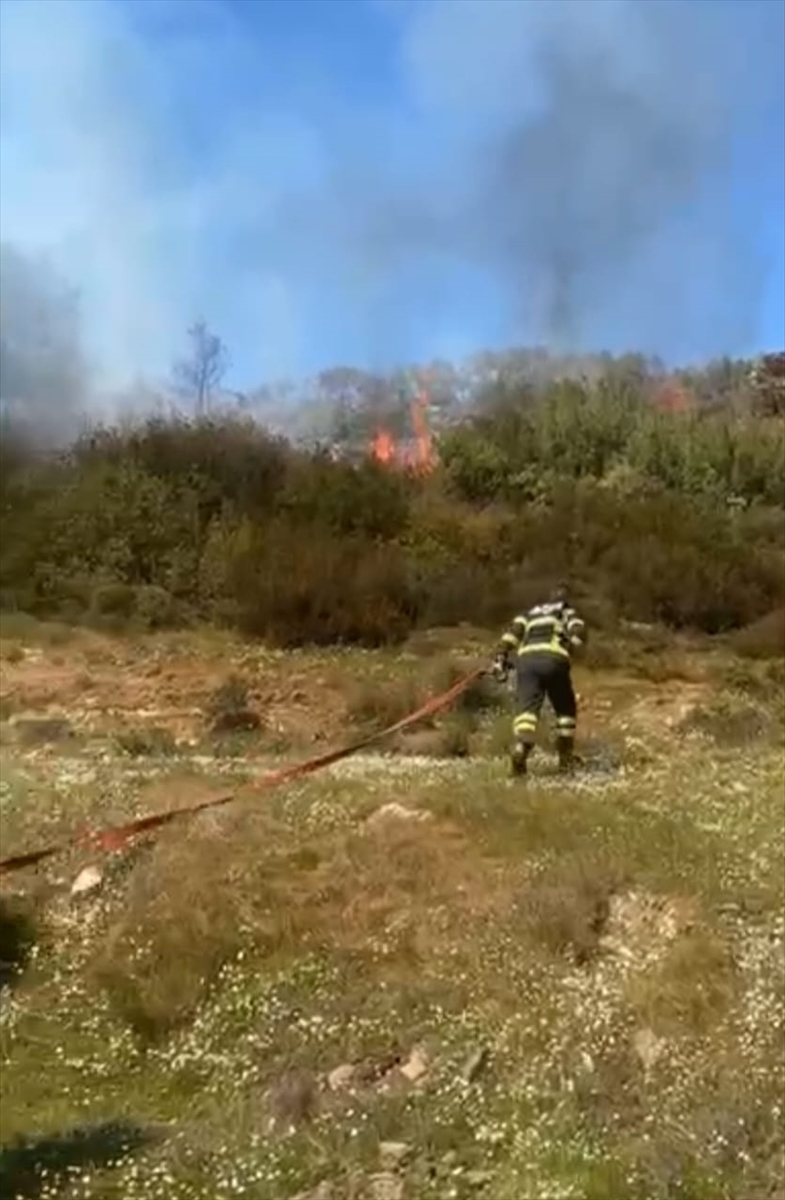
top-left (512, 653), bottom-right (577, 746)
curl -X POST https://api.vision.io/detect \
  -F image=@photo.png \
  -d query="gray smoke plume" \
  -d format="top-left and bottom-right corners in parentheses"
top-left (0, 0), bottom-right (782, 400)
top-left (0, 243), bottom-right (89, 446)
top-left (387, 0), bottom-right (785, 356)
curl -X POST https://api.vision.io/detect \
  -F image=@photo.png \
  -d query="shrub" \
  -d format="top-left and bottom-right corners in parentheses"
top-left (519, 855), bottom-right (628, 966)
top-left (115, 726), bottom-right (178, 758)
top-left (227, 521), bottom-right (421, 647)
top-left (346, 677), bottom-right (422, 732)
top-left (278, 452), bottom-right (412, 540)
top-left (205, 675), bottom-right (261, 733)
top-left (135, 585), bottom-right (176, 630)
top-left (91, 582), bottom-right (137, 620)
top-left (1, 369), bottom-right (783, 643)
top-left (730, 609), bottom-right (785, 660)
top-left (0, 893), bottom-right (39, 989)
top-left (74, 414), bottom-right (290, 522)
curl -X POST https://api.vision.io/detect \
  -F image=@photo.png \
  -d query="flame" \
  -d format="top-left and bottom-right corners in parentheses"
top-left (654, 380), bottom-right (691, 414)
top-left (411, 387), bottom-right (435, 472)
top-left (371, 428), bottom-right (396, 464)
top-left (369, 378), bottom-right (437, 473)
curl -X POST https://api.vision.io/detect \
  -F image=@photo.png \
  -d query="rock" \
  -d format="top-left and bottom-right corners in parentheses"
top-left (356, 1047), bottom-right (404, 1087)
top-left (369, 1173), bottom-right (404, 1200)
top-left (579, 1050), bottom-right (595, 1075)
top-left (379, 1142), bottom-right (410, 1170)
top-left (367, 803), bottom-right (431, 829)
top-left (633, 1027), bottom-right (664, 1071)
top-left (466, 1170), bottom-right (493, 1188)
top-left (327, 1063), bottom-right (355, 1092)
top-left (290, 1183), bottom-right (333, 1200)
top-left (70, 865), bottom-right (103, 897)
top-left (462, 1045), bottom-right (490, 1083)
top-left (399, 1046), bottom-right (429, 1083)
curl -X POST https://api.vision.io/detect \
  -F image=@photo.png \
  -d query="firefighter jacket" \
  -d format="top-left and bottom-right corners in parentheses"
top-left (498, 600), bottom-right (586, 665)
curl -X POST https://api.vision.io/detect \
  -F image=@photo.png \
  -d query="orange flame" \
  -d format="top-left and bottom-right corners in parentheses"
top-left (411, 388), bottom-right (435, 472)
top-left (654, 380), bottom-right (691, 414)
top-left (371, 427), bottom-right (396, 464)
top-left (369, 379), bottom-right (437, 473)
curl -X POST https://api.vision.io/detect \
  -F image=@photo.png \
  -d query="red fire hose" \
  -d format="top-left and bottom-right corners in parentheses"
top-left (0, 667), bottom-right (485, 878)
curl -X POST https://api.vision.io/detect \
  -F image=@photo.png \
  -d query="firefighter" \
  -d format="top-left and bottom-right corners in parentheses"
top-left (492, 582), bottom-right (586, 777)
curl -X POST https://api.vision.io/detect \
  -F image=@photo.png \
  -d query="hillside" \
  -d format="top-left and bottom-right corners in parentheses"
top-left (0, 618), bottom-right (783, 1199)
top-left (2, 354), bottom-right (784, 643)
top-left (0, 352), bottom-right (784, 1200)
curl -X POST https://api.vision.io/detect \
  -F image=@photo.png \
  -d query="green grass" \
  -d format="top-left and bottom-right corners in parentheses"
top-left (0, 637), bottom-right (783, 1200)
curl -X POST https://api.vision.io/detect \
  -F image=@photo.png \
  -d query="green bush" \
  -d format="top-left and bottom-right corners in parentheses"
top-left (226, 520), bottom-right (421, 647)
top-left (278, 452), bottom-right (412, 540)
top-left (1, 367), bottom-right (783, 644)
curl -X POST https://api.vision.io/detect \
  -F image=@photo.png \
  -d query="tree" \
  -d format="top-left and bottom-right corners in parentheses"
top-left (172, 319), bottom-right (229, 416)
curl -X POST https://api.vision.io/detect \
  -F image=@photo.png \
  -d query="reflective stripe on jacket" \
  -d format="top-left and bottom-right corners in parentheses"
top-left (499, 601), bottom-right (586, 661)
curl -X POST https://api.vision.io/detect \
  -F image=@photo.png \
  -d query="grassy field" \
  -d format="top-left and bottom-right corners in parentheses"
top-left (0, 618), bottom-right (783, 1200)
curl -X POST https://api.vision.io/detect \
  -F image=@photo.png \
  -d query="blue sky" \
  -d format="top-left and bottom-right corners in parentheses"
top-left (1, 0), bottom-right (783, 393)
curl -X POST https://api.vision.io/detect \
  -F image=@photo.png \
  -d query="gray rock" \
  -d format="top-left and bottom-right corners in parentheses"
top-left (327, 1063), bottom-right (355, 1092)
top-left (379, 1142), bottom-right (410, 1170)
top-left (369, 1173), bottom-right (404, 1200)
top-left (399, 1046), bottom-right (429, 1083)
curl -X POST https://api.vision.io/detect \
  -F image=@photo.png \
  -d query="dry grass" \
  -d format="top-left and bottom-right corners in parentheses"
top-left (518, 854), bottom-right (629, 965)
top-left (626, 926), bottom-right (740, 1037)
top-left (0, 626), bottom-right (783, 1200)
top-left (345, 675), bottom-right (423, 732)
top-left (731, 608), bottom-right (785, 660)
top-left (114, 725), bottom-right (179, 758)
top-left (204, 674), bottom-right (262, 734)
top-left (88, 808), bottom-right (497, 1043)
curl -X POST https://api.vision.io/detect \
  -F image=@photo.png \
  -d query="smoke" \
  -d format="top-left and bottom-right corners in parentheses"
top-left (0, 0), bottom-right (782, 407)
top-left (389, 0), bottom-right (785, 356)
top-left (0, 243), bottom-right (90, 446)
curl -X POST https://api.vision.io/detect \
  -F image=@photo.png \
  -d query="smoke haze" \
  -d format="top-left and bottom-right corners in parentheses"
top-left (0, 0), bottom-right (783, 402)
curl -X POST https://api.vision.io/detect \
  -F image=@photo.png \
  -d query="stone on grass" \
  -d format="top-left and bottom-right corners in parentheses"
top-left (369, 1173), bottom-right (404, 1200)
top-left (367, 803), bottom-right (432, 829)
top-left (327, 1063), bottom-right (355, 1092)
top-left (379, 1142), bottom-right (410, 1170)
top-left (399, 1046), bottom-right (429, 1083)
top-left (70, 865), bottom-right (103, 897)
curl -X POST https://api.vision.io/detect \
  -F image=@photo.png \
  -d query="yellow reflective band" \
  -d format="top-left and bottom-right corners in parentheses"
top-left (556, 717), bottom-right (576, 730)
top-left (500, 632), bottom-right (519, 647)
top-left (513, 715), bottom-right (538, 734)
top-left (517, 643), bottom-right (570, 658)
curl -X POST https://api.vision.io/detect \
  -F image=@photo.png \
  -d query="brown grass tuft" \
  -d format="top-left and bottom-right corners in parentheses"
top-left (88, 809), bottom-right (501, 1042)
top-left (205, 674), bottom-right (262, 734)
top-left (519, 855), bottom-right (629, 966)
top-left (114, 725), bottom-right (178, 758)
top-left (268, 1070), bottom-right (319, 1130)
top-left (345, 677), bottom-right (421, 732)
top-left (627, 928), bottom-right (739, 1037)
top-left (731, 608), bottom-right (785, 660)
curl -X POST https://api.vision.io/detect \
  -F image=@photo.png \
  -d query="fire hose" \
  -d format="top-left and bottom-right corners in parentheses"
top-left (0, 666), bottom-right (486, 879)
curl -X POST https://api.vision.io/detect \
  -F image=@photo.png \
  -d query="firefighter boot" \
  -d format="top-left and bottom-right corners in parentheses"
top-left (510, 740), bottom-right (531, 779)
top-left (556, 736), bottom-right (576, 775)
